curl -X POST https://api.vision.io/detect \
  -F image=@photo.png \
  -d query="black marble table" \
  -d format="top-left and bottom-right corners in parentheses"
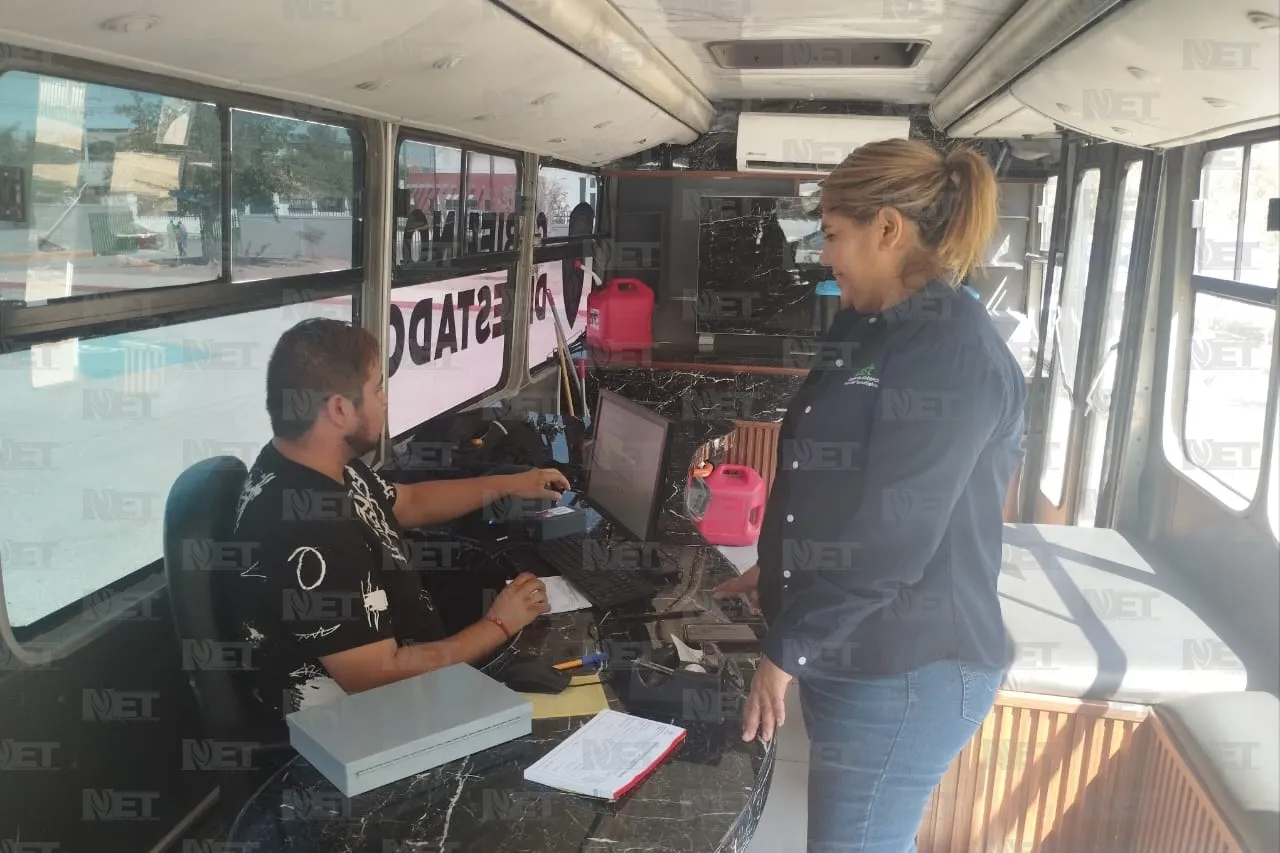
top-left (227, 411), bottom-right (777, 853)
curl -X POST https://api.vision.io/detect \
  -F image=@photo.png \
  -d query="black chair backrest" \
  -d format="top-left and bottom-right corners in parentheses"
top-left (162, 455), bottom-right (252, 740)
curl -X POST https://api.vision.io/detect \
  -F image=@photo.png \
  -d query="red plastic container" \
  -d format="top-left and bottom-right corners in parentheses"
top-left (692, 464), bottom-right (766, 547)
top-left (587, 278), bottom-right (654, 354)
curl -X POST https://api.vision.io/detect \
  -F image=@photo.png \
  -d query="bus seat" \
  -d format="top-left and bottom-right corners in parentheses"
top-left (998, 523), bottom-right (1249, 703)
top-left (162, 456), bottom-right (261, 740)
top-left (1154, 691), bottom-right (1280, 853)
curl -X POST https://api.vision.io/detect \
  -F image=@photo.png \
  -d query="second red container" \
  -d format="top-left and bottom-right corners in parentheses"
top-left (692, 464), bottom-right (766, 547)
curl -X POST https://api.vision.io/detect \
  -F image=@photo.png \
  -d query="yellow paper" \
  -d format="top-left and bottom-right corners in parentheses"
top-left (522, 676), bottom-right (609, 720)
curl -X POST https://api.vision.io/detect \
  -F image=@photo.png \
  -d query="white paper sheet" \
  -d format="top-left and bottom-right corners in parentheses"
top-left (523, 709), bottom-right (686, 799)
top-left (505, 576), bottom-right (593, 614)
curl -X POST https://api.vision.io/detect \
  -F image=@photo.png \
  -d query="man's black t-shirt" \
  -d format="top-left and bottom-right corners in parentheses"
top-left (227, 442), bottom-right (445, 721)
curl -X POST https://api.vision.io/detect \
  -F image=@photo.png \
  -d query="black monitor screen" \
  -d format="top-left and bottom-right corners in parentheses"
top-left (588, 391), bottom-right (671, 541)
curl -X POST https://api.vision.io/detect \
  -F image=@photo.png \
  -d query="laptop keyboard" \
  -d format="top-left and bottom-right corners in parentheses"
top-left (504, 533), bottom-right (657, 610)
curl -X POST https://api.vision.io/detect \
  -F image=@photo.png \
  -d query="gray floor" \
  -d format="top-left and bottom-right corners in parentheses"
top-left (714, 546), bottom-right (811, 853)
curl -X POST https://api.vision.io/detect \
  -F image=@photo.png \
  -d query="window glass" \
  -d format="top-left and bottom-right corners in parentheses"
top-left (1041, 168), bottom-right (1101, 505)
top-left (464, 152), bottom-right (518, 255)
top-left (1240, 139), bottom-right (1279, 288)
top-left (387, 273), bottom-right (507, 437)
top-left (0, 71), bottom-right (222, 300)
top-left (1268, 416), bottom-right (1279, 539)
top-left (1183, 293), bottom-right (1275, 500)
top-left (229, 109), bottom-right (358, 282)
top-left (396, 139), bottom-right (463, 266)
top-left (0, 296), bottom-right (353, 627)
top-left (1194, 146), bottom-right (1244, 278)
top-left (536, 166), bottom-right (597, 240)
top-left (1078, 161), bottom-right (1143, 525)
top-left (529, 166), bottom-right (596, 369)
top-left (1039, 175), bottom-right (1058, 253)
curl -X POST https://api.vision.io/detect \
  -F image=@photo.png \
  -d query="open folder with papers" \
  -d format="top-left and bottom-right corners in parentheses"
top-left (522, 709), bottom-right (686, 800)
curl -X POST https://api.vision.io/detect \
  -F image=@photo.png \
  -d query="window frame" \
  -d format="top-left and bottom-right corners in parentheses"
top-left (0, 48), bottom-right (368, 349)
top-left (1172, 126), bottom-right (1280, 513)
top-left (535, 158), bottom-right (603, 248)
top-left (392, 129), bottom-right (526, 284)
top-left (0, 45), bottom-right (367, 658)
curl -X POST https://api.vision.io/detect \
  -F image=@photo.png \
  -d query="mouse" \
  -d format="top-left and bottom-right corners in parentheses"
top-left (498, 660), bottom-right (572, 694)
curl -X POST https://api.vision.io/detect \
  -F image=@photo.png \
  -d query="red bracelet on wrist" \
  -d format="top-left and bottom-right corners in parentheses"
top-left (485, 614), bottom-right (512, 640)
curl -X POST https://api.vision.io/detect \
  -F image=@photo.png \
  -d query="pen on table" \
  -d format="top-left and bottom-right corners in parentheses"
top-left (552, 651), bottom-right (608, 671)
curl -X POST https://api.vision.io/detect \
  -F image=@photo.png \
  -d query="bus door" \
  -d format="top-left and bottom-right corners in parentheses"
top-left (1024, 140), bottom-right (1160, 526)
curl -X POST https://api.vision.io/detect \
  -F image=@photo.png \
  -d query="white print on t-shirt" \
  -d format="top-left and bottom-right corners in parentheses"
top-left (288, 663), bottom-right (347, 712)
top-left (295, 624), bottom-right (341, 641)
top-left (234, 470), bottom-right (276, 531)
top-left (290, 546), bottom-right (328, 590)
top-left (371, 469), bottom-right (397, 503)
top-left (345, 465), bottom-right (407, 567)
top-left (361, 572), bottom-right (389, 631)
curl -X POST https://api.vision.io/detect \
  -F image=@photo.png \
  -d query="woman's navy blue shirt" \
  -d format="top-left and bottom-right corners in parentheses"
top-left (757, 280), bottom-right (1026, 677)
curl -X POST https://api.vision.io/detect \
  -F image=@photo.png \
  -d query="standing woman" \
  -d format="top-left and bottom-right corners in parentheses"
top-left (714, 139), bottom-right (1026, 851)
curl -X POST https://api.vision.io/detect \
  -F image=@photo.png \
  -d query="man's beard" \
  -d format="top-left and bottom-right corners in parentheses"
top-left (342, 414), bottom-right (379, 457)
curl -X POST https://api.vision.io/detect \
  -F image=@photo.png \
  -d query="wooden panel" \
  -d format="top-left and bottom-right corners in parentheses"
top-left (1129, 716), bottom-right (1246, 853)
top-left (916, 692), bottom-right (1246, 853)
top-left (724, 420), bottom-right (781, 497)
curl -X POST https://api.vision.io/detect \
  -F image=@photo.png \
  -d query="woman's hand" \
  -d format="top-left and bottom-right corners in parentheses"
top-left (505, 467), bottom-right (571, 501)
top-left (741, 654), bottom-right (793, 743)
top-left (487, 572), bottom-right (549, 633)
top-left (712, 564), bottom-right (761, 614)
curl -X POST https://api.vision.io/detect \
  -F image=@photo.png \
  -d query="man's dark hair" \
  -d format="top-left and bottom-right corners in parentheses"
top-left (266, 319), bottom-right (380, 440)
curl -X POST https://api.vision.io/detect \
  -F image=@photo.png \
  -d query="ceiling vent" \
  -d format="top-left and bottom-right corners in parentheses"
top-left (707, 39), bottom-right (930, 70)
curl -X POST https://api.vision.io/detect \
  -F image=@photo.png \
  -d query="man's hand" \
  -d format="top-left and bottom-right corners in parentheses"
top-left (488, 572), bottom-right (549, 633)
top-left (741, 654), bottom-right (793, 744)
top-left (505, 467), bottom-right (570, 501)
top-left (713, 564), bottom-right (761, 614)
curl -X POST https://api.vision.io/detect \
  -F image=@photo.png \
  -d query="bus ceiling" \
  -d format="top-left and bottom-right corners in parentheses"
top-left (0, 0), bottom-right (1276, 165)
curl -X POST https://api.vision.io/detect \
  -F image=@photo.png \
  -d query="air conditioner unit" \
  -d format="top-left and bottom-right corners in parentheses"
top-left (735, 112), bottom-right (912, 174)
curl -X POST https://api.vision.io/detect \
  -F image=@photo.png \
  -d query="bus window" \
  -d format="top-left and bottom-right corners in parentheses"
top-left (529, 165), bottom-right (596, 372)
top-left (1194, 146), bottom-right (1244, 279)
top-left (1240, 139), bottom-right (1278, 287)
top-left (1041, 168), bottom-right (1101, 506)
top-left (1182, 292), bottom-right (1274, 500)
top-left (1077, 160), bottom-right (1144, 526)
top-left (0, 296), bottom-right (353, 630)
top-left (0, 70), bottom-right (222, 298)
top-left (229, 110), bottom-right (358, 282)
top-left (396, 139), bottom-right (464, 266)
top-left (1178, 138), bottom-right (1278, 505)
top-left (537, 166), bottom-right (597, 240)
top-left (464, 152), bottom-right (518, 255)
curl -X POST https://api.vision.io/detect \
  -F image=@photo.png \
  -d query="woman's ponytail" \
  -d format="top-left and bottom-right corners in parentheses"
top-left (933, 147), bottom-right (1000, 282)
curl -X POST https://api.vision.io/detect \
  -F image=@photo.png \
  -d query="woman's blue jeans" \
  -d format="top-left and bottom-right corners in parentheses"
top-left (798, 659), bottom-right (1003, 853)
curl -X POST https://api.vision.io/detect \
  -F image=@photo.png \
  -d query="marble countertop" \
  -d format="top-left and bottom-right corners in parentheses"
top-left (229, 410), bottom-right (776, 853)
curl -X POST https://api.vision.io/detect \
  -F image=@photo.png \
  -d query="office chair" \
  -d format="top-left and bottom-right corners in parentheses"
top-left (162, 455), bottom-right (293, 824)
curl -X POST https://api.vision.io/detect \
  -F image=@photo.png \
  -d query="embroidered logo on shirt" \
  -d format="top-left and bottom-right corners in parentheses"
top-left (844, 364), bottom-right (880, 388)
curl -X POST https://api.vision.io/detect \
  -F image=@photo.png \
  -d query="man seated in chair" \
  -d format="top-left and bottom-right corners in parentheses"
top-left (228, 318), bottom-right (569, 720)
